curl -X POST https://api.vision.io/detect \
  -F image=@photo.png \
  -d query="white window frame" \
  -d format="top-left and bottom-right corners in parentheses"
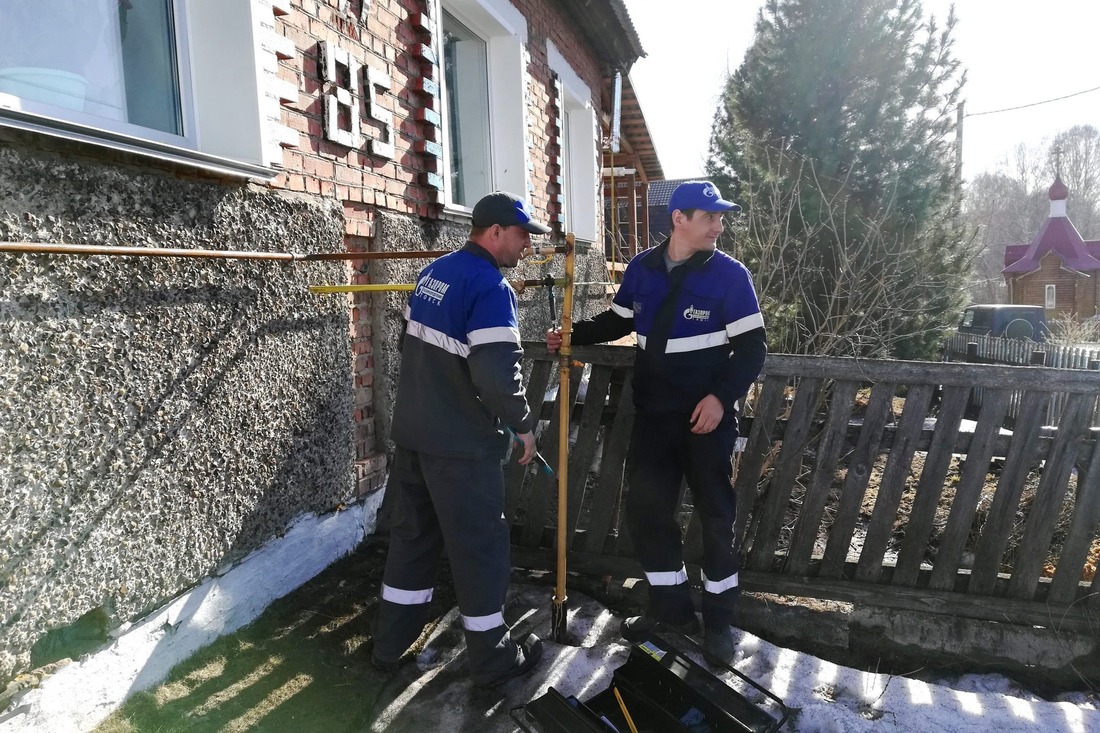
top-left (0, 0), bottom-right (279, 179)
top-left (435, 0), bottom-right (528, 212)
top-left (1044, 284), bottom-right (1056, 310)
top-left (546, 40), bottom-right (598, 244)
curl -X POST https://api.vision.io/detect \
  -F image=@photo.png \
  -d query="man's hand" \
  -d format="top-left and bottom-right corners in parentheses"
top-left (514, 430), bottom-right (537, 465)
top-left (690, 395), bottom-right (724, 434)
top-left (546, 328), bottom-right (562, 353)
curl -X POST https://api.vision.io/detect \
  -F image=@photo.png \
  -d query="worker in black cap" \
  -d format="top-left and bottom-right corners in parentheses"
top-left (372, 191), bottom-right (550, 687)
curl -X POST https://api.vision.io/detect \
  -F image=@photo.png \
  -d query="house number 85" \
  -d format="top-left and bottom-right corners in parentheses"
top-left (321, 41), bottom-right (394, 159)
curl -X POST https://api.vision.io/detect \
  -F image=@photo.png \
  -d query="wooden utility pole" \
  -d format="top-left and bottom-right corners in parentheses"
top-left (955, 101), bottom-right (964, 182)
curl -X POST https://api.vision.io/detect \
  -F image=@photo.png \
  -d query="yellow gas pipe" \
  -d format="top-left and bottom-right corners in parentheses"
top-left (552, 233), bottom-right (575, 643)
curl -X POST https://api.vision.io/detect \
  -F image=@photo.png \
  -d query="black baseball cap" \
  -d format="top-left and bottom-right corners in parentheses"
top-left (471, 191), bottom-right (552, 234)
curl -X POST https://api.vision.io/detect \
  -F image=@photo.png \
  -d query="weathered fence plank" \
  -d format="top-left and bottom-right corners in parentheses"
top-left (1007, 392), bottom-right (1097, 599)
top-left (784, 379), bottom-right (860, 576)
top-left (892, 384), bottom-right (970, 586)
top-left (856, 383), bottom-right (934, 582)
top-left (1091, 557), bottom-right (1100, 613)
top-left (1049, 430), bottom-right (1100, 604)
top-left (505, 358), bottom-right (555, 524)
top-left (733, 375), bottom-right (789, 549)
top-left (519, 365), bottom-right (582, 547)
top-left (969, 390), bottom-right (1051, 595)
top-left (578, 373), bottom-right (634, 556)
top-left (928, 389), bottom-right (1011, 591)
top-left (819, 381), bottom-right (895, 579)
top-left (563, 364), bottom-right (613, 541)
top-left (746, 378), bottom-right (824, 570)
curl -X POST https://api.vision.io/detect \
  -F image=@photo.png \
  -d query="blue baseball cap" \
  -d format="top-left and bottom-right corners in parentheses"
top-left (668, 180), bottom-right (741, 214)
top-left (471, 191), bottom-right (552, 234)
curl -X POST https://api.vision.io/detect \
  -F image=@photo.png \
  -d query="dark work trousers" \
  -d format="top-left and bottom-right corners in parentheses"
top-left (625, 412), bottom-right (740, 629)
top-left (373, 447), bottom-right (519, 684)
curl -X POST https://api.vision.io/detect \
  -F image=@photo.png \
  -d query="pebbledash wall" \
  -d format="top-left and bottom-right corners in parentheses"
top-left (0, 139), bottom-right (355, 686)
top-left (0, 0), bottom-right (620, 691)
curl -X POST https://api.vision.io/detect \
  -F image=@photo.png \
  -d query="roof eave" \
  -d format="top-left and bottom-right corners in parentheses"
top-left (555, 0), bottom-right (645, 72)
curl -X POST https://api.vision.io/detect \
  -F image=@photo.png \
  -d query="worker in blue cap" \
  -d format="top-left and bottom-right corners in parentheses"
top-left (548, 180), bottom-right (766, 667)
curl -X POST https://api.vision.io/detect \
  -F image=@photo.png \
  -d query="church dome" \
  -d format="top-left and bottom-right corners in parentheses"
top-left (1049, 176), bottom-right (1069, 201)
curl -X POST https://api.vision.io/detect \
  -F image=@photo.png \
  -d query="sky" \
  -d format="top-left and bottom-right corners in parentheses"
top-left (367, 584), bottom-right (1099, 732)
top-left (623, 0), bottom-right (1100, 181)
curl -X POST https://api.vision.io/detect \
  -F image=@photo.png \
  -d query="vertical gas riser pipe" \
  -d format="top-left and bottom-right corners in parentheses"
top-left (552, 233), bottom-right (576, 643)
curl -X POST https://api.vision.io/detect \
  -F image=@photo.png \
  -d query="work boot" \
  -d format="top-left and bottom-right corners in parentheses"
top-left (370, 651), bottom-right (400, 675)
top-left (619, 614), bottom-right (700, 643)
top-left (474, 633), bottom-right (544, 688)
top-left (703, 624), bottom-right (735, 668)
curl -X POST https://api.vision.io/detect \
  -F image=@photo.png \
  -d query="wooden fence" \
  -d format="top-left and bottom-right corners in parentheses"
top-left (508, 343), bottom-right (1100, 634)
top-left (944, 332), bottom-right (1100, 426)
top-left (944, 332), bottom-right (1100, 369)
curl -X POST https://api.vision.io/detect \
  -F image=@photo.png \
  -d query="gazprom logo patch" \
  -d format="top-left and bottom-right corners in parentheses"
top-left (415, 269), bottom-right (450, 304)
top-left (702, 184), bottom-right (718, 198)
top-left (683, 304), bottom-right (711, 321)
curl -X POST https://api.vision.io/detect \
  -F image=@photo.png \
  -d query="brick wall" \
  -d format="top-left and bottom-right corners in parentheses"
top-left (265, 0), bottom-right (612, 494)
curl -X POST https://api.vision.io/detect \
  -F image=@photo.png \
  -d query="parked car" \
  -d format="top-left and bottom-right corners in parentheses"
top-left (957, 304), bottom-right (1048, 341)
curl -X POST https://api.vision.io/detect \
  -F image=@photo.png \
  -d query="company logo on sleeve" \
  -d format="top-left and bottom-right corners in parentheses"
top-left (682, 304), bottom-right (711, 322)
top-left (414, 269), bottom-right (450, 304)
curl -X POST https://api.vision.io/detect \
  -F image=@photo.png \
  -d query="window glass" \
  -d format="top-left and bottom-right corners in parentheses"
top-left (0, 0), bottom-right (182, 135)
top-left (1044, 285), bottom-right (1056, 309)
top-left (442, 11), bottom-right (491, 207)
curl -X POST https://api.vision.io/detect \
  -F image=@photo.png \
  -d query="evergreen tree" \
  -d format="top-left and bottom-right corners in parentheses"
top-left (708, 0), bottom-right (975, 359)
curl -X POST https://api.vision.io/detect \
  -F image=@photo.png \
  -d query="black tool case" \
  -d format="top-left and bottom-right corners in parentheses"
top-left (513, 631), bottom-right (788, 733)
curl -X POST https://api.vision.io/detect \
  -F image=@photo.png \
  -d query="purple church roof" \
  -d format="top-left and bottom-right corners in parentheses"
top-left (1002, 176), bottom-right (1100, 274)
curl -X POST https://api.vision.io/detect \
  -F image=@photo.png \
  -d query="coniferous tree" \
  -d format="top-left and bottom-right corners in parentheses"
top-left (708, 0), bottom-right (975, 359)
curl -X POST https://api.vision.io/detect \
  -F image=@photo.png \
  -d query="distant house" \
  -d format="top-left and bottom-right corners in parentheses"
top-left (1003, 176), bottom-right (1100, 319)
top-left (646, 177), bottom-right (699, 244)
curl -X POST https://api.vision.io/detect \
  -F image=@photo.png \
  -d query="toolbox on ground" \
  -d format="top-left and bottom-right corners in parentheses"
top-left (513, 630), bottom-right (788, 733)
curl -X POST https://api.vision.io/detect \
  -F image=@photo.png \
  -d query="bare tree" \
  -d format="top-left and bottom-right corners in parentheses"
top-left (962, 171), bottom-right (1045, 302)
top-left (726, 144), bottom-right (976, 359)
top-left (962, 125), bottom-right (1100, 302)
top-left (1049, 125), bottom-right (1100, 235)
